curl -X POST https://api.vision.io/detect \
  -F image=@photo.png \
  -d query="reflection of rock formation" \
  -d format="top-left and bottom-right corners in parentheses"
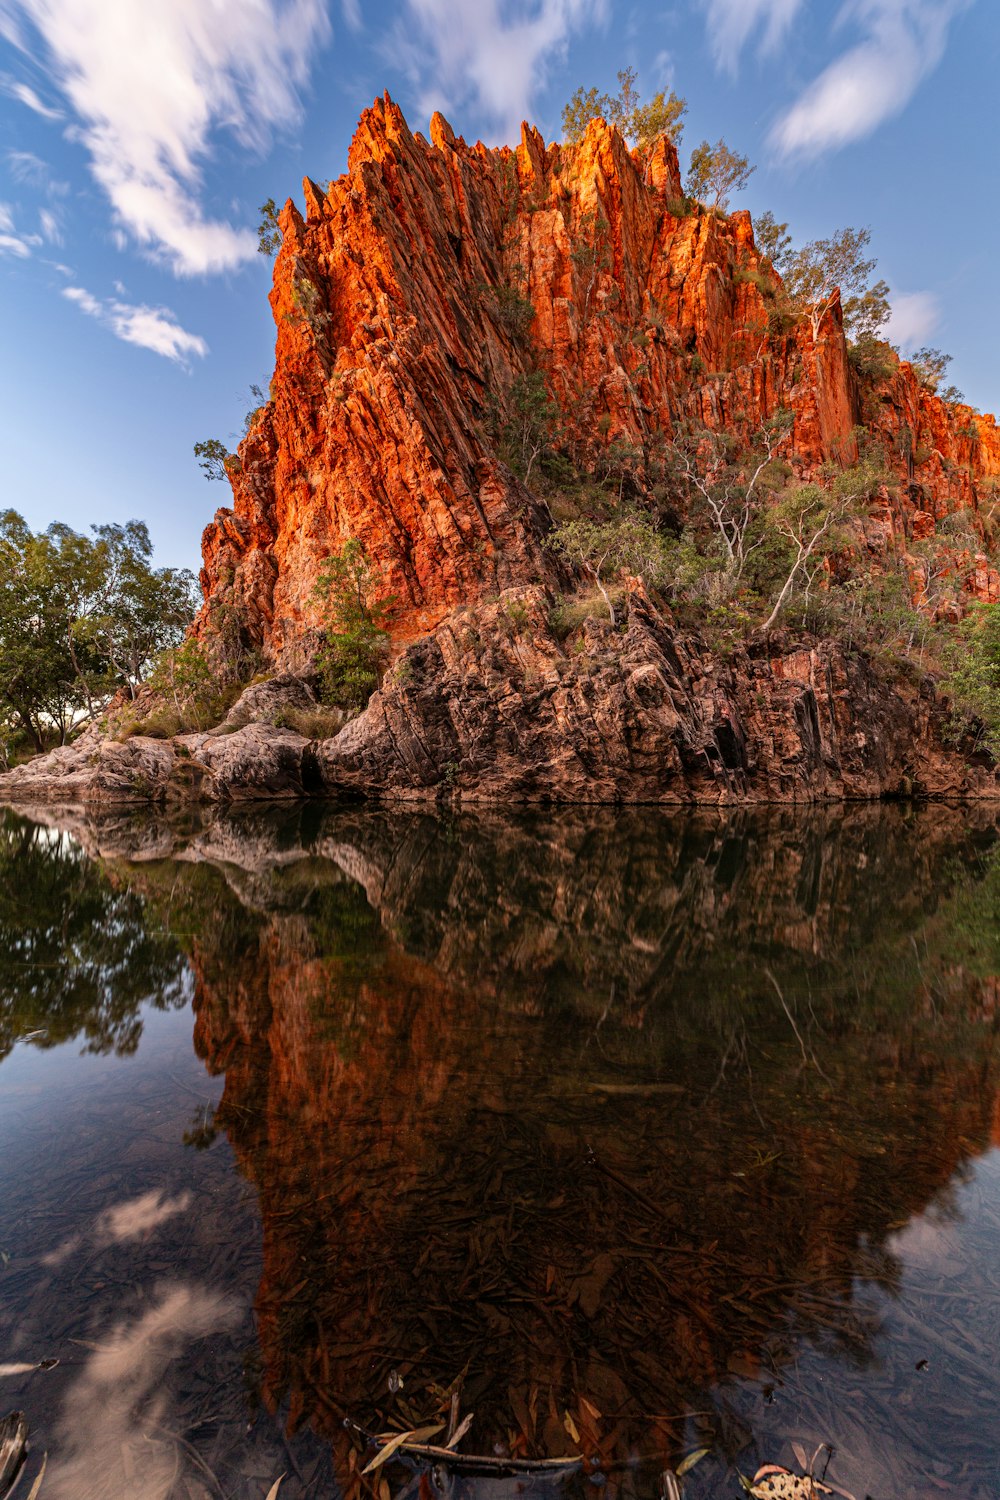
top-left (109, 800), bottom-right (1000, 1484)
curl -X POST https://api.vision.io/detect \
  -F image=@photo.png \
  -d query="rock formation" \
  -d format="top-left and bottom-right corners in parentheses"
top-left (200, 95), bottom-right (1000, 657)
top-left (4, 96), bottom-right (1000, 807)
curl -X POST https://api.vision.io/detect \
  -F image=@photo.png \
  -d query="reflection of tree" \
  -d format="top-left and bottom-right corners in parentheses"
top-left (129, 802), bottom-right (1000, 1488)
top-left (0, 810), bottom-right (188, 1059)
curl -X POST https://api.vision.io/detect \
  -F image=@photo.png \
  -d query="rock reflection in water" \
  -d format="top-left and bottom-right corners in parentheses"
top-left (6, 800), bottom-right (1000, 1498)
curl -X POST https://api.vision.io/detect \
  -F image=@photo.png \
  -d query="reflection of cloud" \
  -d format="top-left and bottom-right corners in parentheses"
top-left (101, 1190), bottom-right (193, 1242)
top-left (43, 1190), bottom-right (192, 1266)
top-left (47, 1283), bottom-right (240, 1500)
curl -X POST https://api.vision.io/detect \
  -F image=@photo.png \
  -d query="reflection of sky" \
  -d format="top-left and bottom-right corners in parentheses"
top-left (46, 1282), bottom-right (240, 1500)
top-left (0, 998), bottom-right (196, 1170)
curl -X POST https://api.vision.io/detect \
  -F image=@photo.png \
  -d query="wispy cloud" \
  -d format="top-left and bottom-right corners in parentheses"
top-left (884, 288), bottom-right (940, 349)
top-left (768, 0), bottom-right (970, 158)
top-left (392, 0), bottom-right (608, 140)
top-left (0, 199), bottom-right (36, 256)
top-left (39, 205), bottom-right (63, 243)
top-left (702, 0), bottom-right (805, 74)
top-left (6, 149), bottom-right (70, 194)
top-left (63, 284), bottom-right (208, 363)
top-left (2, 0), bottom-right (331, 275)
top-left (1, 74), bottom-right (62, 118)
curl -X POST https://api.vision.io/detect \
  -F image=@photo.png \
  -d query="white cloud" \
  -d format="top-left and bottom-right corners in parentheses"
top-left (39, 205), bottom-right (62, 242)
top-left (884, 288), bottom-right (940, 349)
top-left (2, 0), bottom-right (331, 275)
top-left (0, 200), bottom-right (34, 256)
top-left (6, 148), bottom-right (70, 193)
top-left (0, 231), bottom-right (31, 256)
top-left (392, 0), bottom-right (608, 140)
top-left (1, 74), bottom-right (62, 117)
top-left (62, 283), bottom-right (208, 363)
top-left (342, 0), bottom-right (363, 30)
top-left (702, 0), bottom-right (805, 73)
top-left (768, 0), bottom-right (969, 158)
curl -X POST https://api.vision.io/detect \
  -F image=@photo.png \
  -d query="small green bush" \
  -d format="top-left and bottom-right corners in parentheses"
top-left (313, 538), bottom-right (394, 710)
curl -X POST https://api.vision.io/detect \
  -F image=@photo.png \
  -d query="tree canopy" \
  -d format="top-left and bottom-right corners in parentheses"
top-left (0, 511), bottom-right (198, 751)
top-left (754, 215), bottom-right (889, 344)
top-left (562, 67), bottom-right (687, 148)
top-left (685, 138), bottom-right (755, 211)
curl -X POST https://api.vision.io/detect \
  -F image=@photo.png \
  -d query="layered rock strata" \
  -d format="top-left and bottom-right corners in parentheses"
top-left (4, 97), bottom-right (1000, 806)
top-left (1, 592), bottom-right (994, 804)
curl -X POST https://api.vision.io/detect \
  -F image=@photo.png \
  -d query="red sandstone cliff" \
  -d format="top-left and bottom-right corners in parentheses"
top-left (200, 95), bottom-right (1000, 657)
top-left (4, 98), bottom-right (1000, 808)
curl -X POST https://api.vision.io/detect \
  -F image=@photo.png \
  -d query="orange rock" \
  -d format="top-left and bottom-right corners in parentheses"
top-left (198, 96), bottom-right (1000, 662)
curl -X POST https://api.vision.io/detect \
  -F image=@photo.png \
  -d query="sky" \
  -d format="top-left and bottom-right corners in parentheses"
top-left (0, 0), bottom-right (996, 573)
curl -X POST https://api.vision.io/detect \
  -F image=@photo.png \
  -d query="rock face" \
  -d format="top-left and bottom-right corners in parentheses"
top-left (5, 98), bottom-right (1000, 808)
top-left (1, 590), bottom-right (995, 805)
top-left (200, 95), bottom-right (1000, 657)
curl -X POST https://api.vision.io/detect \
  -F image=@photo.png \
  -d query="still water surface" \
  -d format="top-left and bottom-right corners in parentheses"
top-left (2, 802), bottom-right (1000, 1500)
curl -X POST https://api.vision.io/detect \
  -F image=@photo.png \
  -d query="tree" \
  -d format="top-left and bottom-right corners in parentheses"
top-left (781, 225), bottom-right (889, 343)
top-left (313, 539), bottom-right (395, 708)
top-left (944, 603), bottom-right (1000, 755)
top-left (663, 413), bottom-right (794, 590)
top-left (0, 511), bottom-right (81, 750)
top-left (562, 67), bottom-right (687, 148)
top-left (87, 522), bottom-right (198, 698)
top-left (193, 438), bottom-right (233, 482)
top-left (494, 373), bottom-right (565, 485)
top-left (909, 346), bottom-right (953, 393)
top-left (761, 460), bottom-right (889, 632)
top-left (257, 198), bottom-right (281, 256)
top-left (754, 211), bottom-right (793, 273)
top-left (685, 138), bottom-right (755, 211)
top-left (547, 511), bottom-right (670, 626)
top-left (0, 511), bottom-right (198, 750)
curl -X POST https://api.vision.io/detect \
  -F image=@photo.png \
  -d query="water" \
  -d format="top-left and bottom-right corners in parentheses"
top-left (2, 802), bottom-right (1000, 1500)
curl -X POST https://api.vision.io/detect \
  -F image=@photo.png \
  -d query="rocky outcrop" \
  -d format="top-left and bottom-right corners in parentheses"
top-left (199, 95), bottom-right (1000, 658)
top-left (5, 99), bottom-right (1000, 808)
top-left (2, 589), bottom-right (996, 805)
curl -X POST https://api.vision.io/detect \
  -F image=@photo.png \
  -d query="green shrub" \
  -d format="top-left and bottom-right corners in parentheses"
top-left (548, 588), bottom-right (621, 639)
top-left (494, 286), bottom-right (536, 343)
top-left (313, 539), bottom-right (394, 710)
top-left (733, 266), bottom-right (774, 297)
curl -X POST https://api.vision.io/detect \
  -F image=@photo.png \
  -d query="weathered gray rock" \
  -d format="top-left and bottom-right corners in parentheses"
top-left (1, 597), bottom-right (997, 807)
top-left (315, 587), bottom-right (1000, 804)
top-left (0, 720), bottom-right (311, 806)
top-left (213, 674), bottom-right (318, 732)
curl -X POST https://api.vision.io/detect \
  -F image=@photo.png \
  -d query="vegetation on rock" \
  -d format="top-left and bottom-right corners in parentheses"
top-left (561, 66), bottom-right (687, 147)
top-left (314, 539), bottom-right (394, 710)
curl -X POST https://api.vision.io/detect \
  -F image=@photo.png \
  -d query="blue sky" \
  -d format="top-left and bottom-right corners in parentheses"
top-left (0, 0), bottom-right (994, 571)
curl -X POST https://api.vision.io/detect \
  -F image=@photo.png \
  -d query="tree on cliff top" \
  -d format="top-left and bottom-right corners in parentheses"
top-left (754, 216), bottom-right (889, 344)
top-left (562, 67), bottom-right (687, 148)
top-left (685, 139), bottom-right (755, 212)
